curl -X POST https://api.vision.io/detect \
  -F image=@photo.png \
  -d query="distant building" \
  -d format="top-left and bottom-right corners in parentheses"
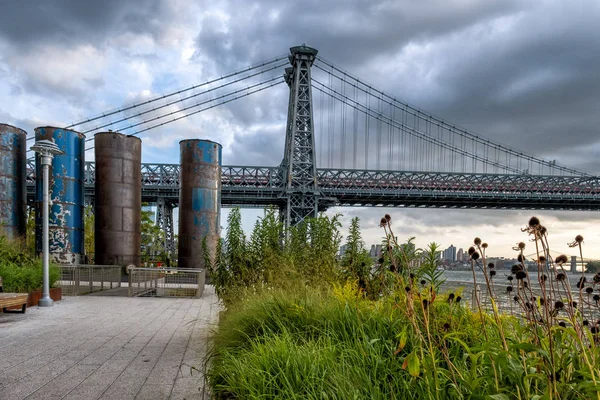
top-left (457, 248), bottom-right (464, 262)
top-left (369, 244), bottom-right (382, 259)
top-left (339, 244), bottom-right (349, 258)
top-left (442, 244), bottom-right (457, 262)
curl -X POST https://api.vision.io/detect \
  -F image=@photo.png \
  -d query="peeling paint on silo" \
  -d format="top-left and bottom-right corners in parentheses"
top-left (0, 123), bottom-right (27, 240)
top-left (178, 139), bottom-right (222, 269)
top-left (95, 132), bottom-right (142, 267)
top-left (35, 127), bottom-right (85, 264)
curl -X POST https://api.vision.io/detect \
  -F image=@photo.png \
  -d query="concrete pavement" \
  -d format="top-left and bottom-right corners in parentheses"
top-left (0, 286), bottom-right (219, 400)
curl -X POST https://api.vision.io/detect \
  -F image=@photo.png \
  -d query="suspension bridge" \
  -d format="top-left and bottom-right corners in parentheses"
top-left (23, 44), bottom-right (600, 253)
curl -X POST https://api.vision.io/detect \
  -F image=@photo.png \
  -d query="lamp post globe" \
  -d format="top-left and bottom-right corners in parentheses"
top-left (31, 140), bottom-right (63, 307)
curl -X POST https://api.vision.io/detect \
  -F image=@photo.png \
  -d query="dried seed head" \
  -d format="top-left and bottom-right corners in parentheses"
top-left (378, 257), bottom-right (384, 264)
top-left (528, 216), bottom-right (540, 227)
top-left (384, 214), bottom-right (391, 222)
top-left (507, 276), bottom-right (514, 281)
top-left (389, 265), bottom-right (397, 273)
top-left (405, 286), bottom-right (411, 292)
top-left (523, 281), bottom-right (529, 288)
top-left (538, 256), bottom-right (546, 263)
top-left (591, 326), bottom-right (599, 335)
top-left (380, 217), bottom-right (387, 226)
top-left (511, 265), bottom-right (521, 274)
top-left (468, 247), bottom-right (475, 255)
top-left (474, 237), bottom-right (482, 246)
top-left (570, 301), bottom-right (578, 308)
top-left (422, 299), bottom-right (429, 308)
top-left (518, 242), bottom-right (526, 250)
top-left (575, 235), bottom-right (584, 243)
top-left (594, 294), bottom-right (600, 302)
top-left (556, 273), bottom-right (566, 281)
top-left (554, 301), bottom-right (564, 309)
top-left (516, 271), bottom-right (527, 280)
top-left (540, 274), bottom-right (548, 282)
top-left (489, 270), bottom-right (496, 277)
top-left (455, 296), bottom-right (462, 303)
top-left (447, 293), bottom-right (455, 302)
top-left (593, 273), bottom-right (600, 284)
top-left (555, 255), bottom-right (568, 264)
top-left (539, 226), bottom-right (547, 235)
top-left (586, 287), bottom-right (594, 294)
top-left (517, 254), bottom-right (525, 263)
top-left (583, 320), bottom-right (590, 326)
top-left (482, 243), bottom-right (488, 249)
top-left (513, 296), bottom-right (519, 302)
top-left (539, 298), bottom-right (545, 306)
top-left (420, 279), bottom-right (427, 286)
top-left (443, 322), bottom-right (450, 331)
top-left (506, 286), bottom-right (513, 292)
top-left (558, 322), bottom-right (566, 328)
top-left (488, 263), bottom-right (495, 268)
top-left (525, 302), bottom-right (532, 310)
top-left (471, 252), bottom-right (480, 260)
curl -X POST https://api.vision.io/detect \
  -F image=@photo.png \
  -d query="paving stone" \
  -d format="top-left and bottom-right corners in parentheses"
top-left (0, 286), bottom-right (219, 400)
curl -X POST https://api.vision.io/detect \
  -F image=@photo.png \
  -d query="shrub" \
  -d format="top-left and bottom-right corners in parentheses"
top-left (0, 235), bottom-right (59, 292)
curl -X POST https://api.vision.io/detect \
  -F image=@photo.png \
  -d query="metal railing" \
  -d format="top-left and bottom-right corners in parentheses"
top-left (127, 267), bottom-right (205, 298)
top-left (57, 264), bottom-right (122, 295)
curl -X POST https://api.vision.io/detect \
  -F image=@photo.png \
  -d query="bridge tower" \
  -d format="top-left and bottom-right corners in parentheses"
top-left (281, 45), bottom-right (320, 227)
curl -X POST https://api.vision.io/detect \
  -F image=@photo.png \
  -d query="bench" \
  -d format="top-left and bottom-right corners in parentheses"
top-left (0, 276), bottom-right (28, 314)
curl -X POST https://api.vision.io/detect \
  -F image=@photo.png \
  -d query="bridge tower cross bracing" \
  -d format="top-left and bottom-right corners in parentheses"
top-left (281, 45), bottom-right (320, 228)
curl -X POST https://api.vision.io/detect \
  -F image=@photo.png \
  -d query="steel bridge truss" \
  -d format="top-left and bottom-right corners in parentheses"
top-left (26, 160), bottom-right (600, 209)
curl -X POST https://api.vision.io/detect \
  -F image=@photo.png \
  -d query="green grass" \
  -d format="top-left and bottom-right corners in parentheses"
top-left (206, 283), bottom-right (600, 400)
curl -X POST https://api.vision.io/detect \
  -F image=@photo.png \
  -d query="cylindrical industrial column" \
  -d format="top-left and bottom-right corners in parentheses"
top-left (35, 127), bottom-right (85, 264)
top-left (0, 124), bottom-right (27, 240)
top-left (94, 132), bottom-right (142, 266)
top-left (178, 139), bottom-right (222, 269)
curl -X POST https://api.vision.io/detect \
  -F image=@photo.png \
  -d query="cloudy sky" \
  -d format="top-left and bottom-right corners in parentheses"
top-left (1, 0), bottom-right (599, 259)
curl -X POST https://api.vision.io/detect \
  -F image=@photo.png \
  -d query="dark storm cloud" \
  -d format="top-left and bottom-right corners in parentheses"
top-left (0, 0), bottom-right (169, 47)
top-left (193, 0), bottom-right (520, 70)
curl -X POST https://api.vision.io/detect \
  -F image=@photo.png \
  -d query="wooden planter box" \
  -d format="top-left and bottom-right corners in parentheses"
top-left (3, 288), bottom-right (62, 311)
top-left (27, 287), bottom-right (62, 307)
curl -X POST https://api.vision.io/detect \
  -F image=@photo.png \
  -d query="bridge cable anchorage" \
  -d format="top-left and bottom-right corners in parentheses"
top-left (314, 57), bottom-right (590, 177)
top-left (312, 79), bottom-right (527, 175)
top-left (82, 74), bottom-right (283, 144)
top-left (79, 62), bottom-right (288, 136)
top-left (25, 53), bottom-right (288, 142)
top-left (84, 77), bottom-right (285, 152)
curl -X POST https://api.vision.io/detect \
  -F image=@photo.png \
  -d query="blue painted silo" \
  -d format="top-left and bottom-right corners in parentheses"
top-left (178, 139), bottom-right (222, 269)
top-left (0, 124), bottom-right (27, 240)
top-left (35, 127), bottom-right (85, 264)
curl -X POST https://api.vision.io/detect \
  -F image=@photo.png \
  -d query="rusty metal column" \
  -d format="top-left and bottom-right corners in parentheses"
top-left (178, 140), bottom-right (222, 269)
top-left (94, 132), bottom-right (142, 267)
top-left (0, 124), bottom-right (27, 240)
top-left (35, 127), bottom-right (85, 264)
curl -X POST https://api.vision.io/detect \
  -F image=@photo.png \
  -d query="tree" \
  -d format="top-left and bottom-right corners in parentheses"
top-left (84, 205), bottom-right (94, 263)
top-left (141, 204), bottom-right (165, 265)
top-left (586, 261), bottom-right (600, 273)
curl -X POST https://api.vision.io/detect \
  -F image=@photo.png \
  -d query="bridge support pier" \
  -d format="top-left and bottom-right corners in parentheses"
top-left (156, 197), bottom-right (175, 259)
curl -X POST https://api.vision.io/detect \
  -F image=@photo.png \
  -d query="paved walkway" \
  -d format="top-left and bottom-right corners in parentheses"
top-left (0, 286), bottom-right (219, 400)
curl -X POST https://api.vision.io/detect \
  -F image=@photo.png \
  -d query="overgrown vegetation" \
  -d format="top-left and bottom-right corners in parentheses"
top-left (206, 212), bottom-right (600, 399)
top-left (0, 235), bottom-right (59, 292)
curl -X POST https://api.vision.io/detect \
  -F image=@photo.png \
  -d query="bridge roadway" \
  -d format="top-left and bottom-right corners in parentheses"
top-left (25, 161), bottom-right (600, 210)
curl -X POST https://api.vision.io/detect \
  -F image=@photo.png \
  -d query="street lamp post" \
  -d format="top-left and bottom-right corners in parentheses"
top-left (31, 139), bottom-right (63, 307)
